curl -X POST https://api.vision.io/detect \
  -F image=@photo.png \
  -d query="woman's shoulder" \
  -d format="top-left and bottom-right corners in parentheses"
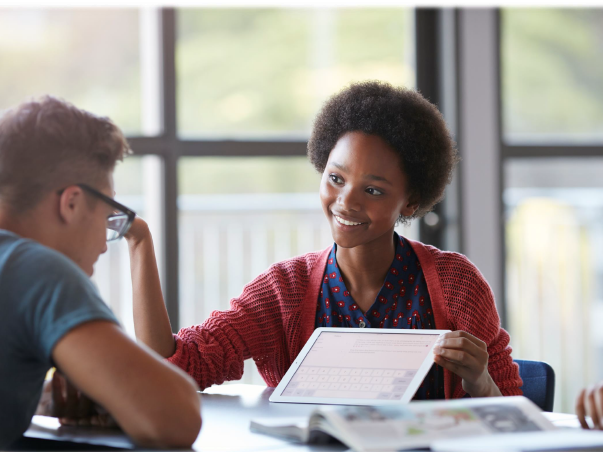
top-left (408, 239), bottom-right (500, 332)
top-left (407, 238), bottom-right (484, 280)
top-left (407, 238), bottom-right (493, 308)
top-left (268, 247), bottom-right (332, 278)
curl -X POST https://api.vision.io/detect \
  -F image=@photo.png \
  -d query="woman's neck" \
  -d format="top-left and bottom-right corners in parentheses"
top-left (335, 230), bottom-right (397, 299)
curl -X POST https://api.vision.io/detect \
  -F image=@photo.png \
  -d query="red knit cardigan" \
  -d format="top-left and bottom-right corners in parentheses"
top-left (168, 238), bottom-right (523, 399)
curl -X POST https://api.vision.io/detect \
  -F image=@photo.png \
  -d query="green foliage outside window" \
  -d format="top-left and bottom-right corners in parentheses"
top-left (502, 9), bottom-right (603, 143)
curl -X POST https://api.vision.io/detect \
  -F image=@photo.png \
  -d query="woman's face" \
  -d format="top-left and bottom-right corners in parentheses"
top-left (319, 131), bottom-right (417, 250)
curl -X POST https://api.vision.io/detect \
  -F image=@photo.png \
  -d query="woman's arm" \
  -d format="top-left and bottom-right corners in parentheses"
top-left (125, 218), bottom-right (175, 358)
top-left (433, 250), bottom-right (522, 397)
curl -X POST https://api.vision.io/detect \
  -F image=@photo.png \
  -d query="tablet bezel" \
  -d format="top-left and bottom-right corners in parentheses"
top-left (269, 327), bottom-right (450, 405)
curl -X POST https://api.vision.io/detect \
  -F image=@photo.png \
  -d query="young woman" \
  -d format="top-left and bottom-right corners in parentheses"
top-left (126, 81), bottom-right (522, 399)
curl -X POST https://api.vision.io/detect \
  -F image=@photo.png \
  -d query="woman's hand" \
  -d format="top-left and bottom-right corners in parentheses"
top-left (576, 384), bottom-right (603, 429)
top-left (124, 216), bottom-right (176, 357)
top-left (124, 217), bottom-right (151, 249)
top-left (433, 330), bottom-right (502, 397)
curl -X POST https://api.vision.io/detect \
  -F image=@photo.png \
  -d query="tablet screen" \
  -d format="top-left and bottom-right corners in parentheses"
top-left (280, 331), bottom-right (439, 401)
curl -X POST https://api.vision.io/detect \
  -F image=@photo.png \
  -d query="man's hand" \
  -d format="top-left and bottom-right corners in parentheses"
top-left (576, 384), bottom-right (603, 429)
top-left (433, 330), bottom-right (502, 397)
top-left (36, 371), bottom-right (117, 428)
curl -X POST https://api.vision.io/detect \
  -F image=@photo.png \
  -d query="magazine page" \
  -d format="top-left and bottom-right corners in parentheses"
top-left (317, 396), bottom-right (556, 452)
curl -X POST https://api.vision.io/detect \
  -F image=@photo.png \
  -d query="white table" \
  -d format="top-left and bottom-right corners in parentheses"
top-left (21, 384), bottom-right (584, 451)
top-left (192, 384), bottom-right (346, 452)
top-left (22, 384), bottom-right (346, 451)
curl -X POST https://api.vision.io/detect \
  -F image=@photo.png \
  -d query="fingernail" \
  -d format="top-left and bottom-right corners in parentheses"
top-left (433, 346), bottom-right (442, 354)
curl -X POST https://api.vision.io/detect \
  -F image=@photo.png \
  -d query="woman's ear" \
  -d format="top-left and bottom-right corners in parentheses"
top-left (400, 197), bottom-right (420, 218)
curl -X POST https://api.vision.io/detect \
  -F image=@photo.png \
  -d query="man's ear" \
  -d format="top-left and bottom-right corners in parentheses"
top-left (57, 186), bottom-right (85, 224)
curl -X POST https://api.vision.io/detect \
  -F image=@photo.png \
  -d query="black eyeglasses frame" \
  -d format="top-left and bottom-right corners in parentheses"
top-left (57, 183), bottom-right (137, 241)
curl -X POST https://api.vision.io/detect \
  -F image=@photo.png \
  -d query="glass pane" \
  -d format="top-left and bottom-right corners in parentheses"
top-left (178, 156), bottom-right (417, 383)
top-left (504, 157), bottom-right (603, 412)
top-left (92, 155), bottom-right (164, 336)
top-left (177, 8), bottom-right (414, 139)
top-left (501, 9), bottom-right (603, 144)
top-left (0, 9), bottom-right (158, 136)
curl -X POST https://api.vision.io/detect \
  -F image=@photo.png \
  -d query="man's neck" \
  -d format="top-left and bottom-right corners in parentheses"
top-left (0, 206), bottom-right (56, 249)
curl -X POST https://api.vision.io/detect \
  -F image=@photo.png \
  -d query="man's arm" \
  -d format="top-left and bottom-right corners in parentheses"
top-left (52, 320), bottom-right (201, 449)
top-left (126, 218), bottom-right (176, 358)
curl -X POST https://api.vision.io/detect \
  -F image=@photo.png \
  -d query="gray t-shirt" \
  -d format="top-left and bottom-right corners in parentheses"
top-left (0, 230), bottom-right (118, 448)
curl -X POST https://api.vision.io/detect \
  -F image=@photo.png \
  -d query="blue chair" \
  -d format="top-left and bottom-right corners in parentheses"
top-left (514, 359), bottom-right (555, 412)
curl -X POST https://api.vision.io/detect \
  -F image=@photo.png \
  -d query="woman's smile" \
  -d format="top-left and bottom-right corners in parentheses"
top-left (333, 213), bottom-right (366, 227)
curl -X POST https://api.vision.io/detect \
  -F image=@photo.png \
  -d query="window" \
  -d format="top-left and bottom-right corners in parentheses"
top-left (501, 9), bottom-right (603, 144)
top-left (3, 7), bottom-right (422, 385)
top-left (176, 8), bottom-right (414, 138)
top-left (504, 158), bottom-right (603, 412)
top-left (501, 8), bottom-right (603, 412)
top-left (0, 9), bottom-right (155, 136)
top-left (0, 8), bottom-right (163, 332)
top-left (174, 8), bottom-right (417, 382)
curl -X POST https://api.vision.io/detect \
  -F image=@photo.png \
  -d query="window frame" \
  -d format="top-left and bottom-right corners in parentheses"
top-left (497, 7), bottom-right (603, 324)
top-left (126, 8), bottom-right (450, 331)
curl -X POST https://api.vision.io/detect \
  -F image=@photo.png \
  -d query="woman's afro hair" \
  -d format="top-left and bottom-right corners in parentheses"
top-left (307, 81), bottom-right (459, 219)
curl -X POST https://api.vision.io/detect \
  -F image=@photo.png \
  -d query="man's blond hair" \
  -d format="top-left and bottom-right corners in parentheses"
top-left (0, 96), bottom-right (130, 213)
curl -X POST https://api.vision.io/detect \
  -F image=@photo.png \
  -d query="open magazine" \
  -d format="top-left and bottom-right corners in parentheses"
top-left (250, 396), bottom-right (556, 452)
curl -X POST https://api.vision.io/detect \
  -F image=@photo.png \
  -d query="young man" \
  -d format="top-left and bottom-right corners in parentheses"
top-left (0, 97), bottom-right (201, 449)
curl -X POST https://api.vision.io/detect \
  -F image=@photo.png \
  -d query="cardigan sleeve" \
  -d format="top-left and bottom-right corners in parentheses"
top-left (433, 251), bottom-right (523, 398)
top-left (166, 265), bottom-right (290, 390)
top-left (167, 253), bottom-right (320, 390)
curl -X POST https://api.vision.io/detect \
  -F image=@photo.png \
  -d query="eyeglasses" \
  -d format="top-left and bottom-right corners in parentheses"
top-left (58, 184), bottom-right (136, 242)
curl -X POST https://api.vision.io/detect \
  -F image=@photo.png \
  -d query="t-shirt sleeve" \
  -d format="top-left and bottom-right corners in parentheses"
top-left (7, 242), bottom-right (118, 364)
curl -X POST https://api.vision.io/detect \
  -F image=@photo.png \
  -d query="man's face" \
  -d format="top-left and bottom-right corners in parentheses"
top-left (66, 173), bottom-right (115, 277)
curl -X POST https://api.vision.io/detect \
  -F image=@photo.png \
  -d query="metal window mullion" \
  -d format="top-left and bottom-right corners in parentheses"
top-left (495, 8), bottom-right (507, 329)
top-left (174, 140), bottom-right (307, 157)
top-left (415, 8), bottom-right (445, 249)
top-left (501, 144), bottom-right (603, 158)
top-left (161, 7), bottom-right (180, 332)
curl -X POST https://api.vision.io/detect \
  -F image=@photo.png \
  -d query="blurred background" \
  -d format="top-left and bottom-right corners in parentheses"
top-left (1, 7), bottom-right (602, 412)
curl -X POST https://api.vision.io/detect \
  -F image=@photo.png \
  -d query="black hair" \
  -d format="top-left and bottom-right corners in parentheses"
top-left (308, 81), bottom-right (459, 220)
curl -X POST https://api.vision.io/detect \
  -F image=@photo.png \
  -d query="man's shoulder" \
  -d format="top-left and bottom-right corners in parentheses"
top-left (0, 230), bottom-right (104, 314)
top-left (0, 230), bottom-right (116, 362)
top-left (0, 230), bottom-right (86, 283)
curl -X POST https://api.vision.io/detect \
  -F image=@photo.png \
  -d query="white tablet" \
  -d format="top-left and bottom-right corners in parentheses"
top-left (270, 327), bottom-right (450, 405)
